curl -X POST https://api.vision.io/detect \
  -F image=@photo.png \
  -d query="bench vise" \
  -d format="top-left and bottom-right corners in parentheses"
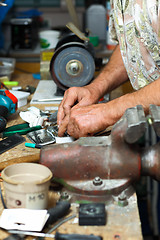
top-left (40, 105), bottom-right (160, 203)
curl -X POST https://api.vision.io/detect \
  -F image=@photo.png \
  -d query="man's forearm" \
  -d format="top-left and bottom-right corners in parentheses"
top-left (88, 45), bottom-right (129, 99)
top-left (107, 77), bottom-right (160, 126)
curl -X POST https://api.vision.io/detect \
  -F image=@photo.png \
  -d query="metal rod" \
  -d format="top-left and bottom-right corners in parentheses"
top-left (48, 214), bottom-right (76, 233)
top-left (8, 230), bottom-right (55, 238)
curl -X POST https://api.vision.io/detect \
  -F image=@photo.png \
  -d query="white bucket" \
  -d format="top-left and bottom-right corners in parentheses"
top-left (1, 163), bottom-right (53, 209)
top-left (39, 30), bottom-right (60, 50)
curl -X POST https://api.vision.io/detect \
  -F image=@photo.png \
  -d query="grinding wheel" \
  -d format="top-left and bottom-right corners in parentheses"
top-left (50, 42), bottom-right (95, 90)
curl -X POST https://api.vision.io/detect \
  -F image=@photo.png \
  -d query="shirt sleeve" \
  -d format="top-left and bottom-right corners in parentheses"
top-left (108, 0), bottom-right (119, 43)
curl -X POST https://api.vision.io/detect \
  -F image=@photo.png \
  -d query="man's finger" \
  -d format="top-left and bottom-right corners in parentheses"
top-left (58, 115), bottom-right (70, 137)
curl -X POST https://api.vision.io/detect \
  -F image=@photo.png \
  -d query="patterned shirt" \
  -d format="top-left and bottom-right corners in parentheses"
top-left (109, 0), bottom-right (160, 90)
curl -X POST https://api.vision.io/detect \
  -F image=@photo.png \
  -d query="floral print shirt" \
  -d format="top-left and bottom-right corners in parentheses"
top-left (109, 0), bottom-right (160, 90)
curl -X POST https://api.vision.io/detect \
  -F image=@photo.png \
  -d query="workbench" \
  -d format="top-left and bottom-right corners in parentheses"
top-left (0, 72), bottom-right (142, 240)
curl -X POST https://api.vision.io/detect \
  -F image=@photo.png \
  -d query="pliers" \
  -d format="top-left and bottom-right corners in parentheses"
top-left (0, 122), bottom-right (42, 138)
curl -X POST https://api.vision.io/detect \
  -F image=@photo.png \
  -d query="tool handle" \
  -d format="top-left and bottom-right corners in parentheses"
top-left (55, 232), bottom-right (102, 240)
top-left (4, 122), bottom-right (29, 131)
top-left (46, 201), bottom-right (71, 227)
top-left (3, 124), bottom-right (42, 137)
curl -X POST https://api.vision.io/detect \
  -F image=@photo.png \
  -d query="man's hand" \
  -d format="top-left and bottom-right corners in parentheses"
top-left (57, 85), bottom-right (100, 128)
top-left (58, 102), bottom-right (116, 138)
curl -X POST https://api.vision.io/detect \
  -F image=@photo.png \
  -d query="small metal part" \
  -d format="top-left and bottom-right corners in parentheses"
top-left (27, 129), bottom-right (56, 146)
top-left (47, 125), bottom-right (59, 137)
top-left (47, 125), bottom-right (69, 137)
top-left (66, 59), bottom-right (83, 76)
top-left (118, 192), bottom-right (128, 207)
top-left (60, 191), bottom-right (70, 200)
top-left (8, 230), bottom-right (55, 239)
top-left (93, 177), bottom-right (103, 186)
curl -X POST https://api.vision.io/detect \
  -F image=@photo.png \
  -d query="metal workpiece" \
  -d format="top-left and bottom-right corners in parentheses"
top-left (40, 105), bottom-right (160, 202)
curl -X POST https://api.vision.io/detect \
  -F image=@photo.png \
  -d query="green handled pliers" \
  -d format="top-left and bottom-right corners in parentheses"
top-left (1, 122), bottom-right (42, 138)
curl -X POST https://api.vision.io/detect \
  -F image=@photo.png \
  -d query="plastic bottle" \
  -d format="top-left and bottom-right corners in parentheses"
top-left (85, 4), bottom-right (106, 47)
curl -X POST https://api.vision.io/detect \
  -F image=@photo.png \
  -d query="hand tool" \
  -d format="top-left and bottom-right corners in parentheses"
top-left (0, 122), bottom-right (42, 138)
top-left (45, 201), bottom-right (71, 227)
top-left (40, 104), bottom-right (160, 203)
top-left (32, 214), bottom-right (76, 240)
top-left (8, 230), bottom-right (102, 239)
top-left (25, 142), bottom-right (42, 149)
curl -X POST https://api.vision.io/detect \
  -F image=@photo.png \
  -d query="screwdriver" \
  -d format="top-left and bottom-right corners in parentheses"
top-left (8, 230), bottom-right (102, 240)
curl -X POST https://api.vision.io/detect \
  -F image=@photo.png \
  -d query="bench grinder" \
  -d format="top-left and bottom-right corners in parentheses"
top-left (50, 23), bottom-right (96, 91)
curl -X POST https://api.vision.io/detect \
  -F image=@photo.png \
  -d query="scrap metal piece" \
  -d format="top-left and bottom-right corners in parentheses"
top-left (27, 129), bottom-right (56, 146)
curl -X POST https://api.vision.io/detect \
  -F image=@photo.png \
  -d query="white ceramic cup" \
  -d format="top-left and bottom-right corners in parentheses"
top-left (1, 163), bottom-right (53, 209)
